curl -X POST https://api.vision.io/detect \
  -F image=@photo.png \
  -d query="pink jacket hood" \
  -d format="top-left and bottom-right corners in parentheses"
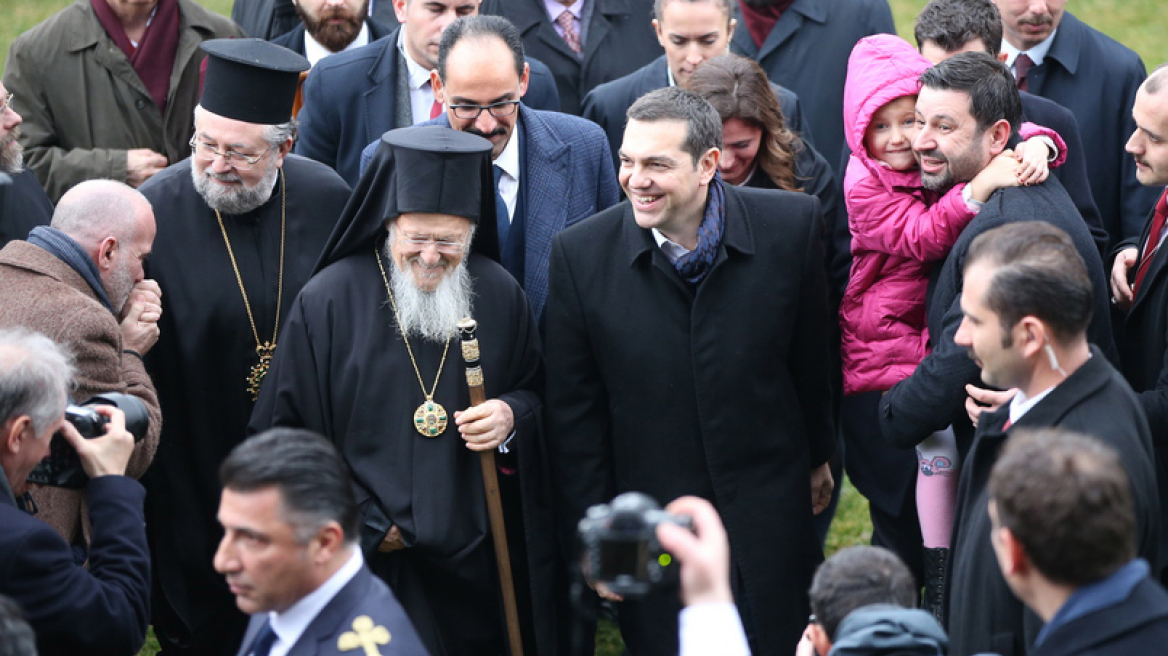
top-left (843, 35), bottom-right (933, 189)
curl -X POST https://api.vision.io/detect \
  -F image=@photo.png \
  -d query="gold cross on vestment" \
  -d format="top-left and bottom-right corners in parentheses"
top-left (337, 616), bottom-right (391, 656)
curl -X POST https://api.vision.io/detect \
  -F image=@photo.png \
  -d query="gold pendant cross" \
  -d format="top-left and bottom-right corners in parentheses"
top-left (337, 616), bottom-right (391, 656)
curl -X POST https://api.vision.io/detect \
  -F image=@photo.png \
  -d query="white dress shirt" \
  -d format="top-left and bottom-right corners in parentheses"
top-left (304, 22), bottom-right (371, 67)
top-left (396, 30), bottom-right (438, 125)
top-left (494, 122), bottom-right (522, 223)
top-left (1001, 31), bottom-right (1058, 76)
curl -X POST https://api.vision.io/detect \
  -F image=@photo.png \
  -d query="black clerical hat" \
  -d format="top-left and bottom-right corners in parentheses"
top-left (314, 126), bottom-right (500, 272)
top-left (199, 38), bottom-right (309, 125)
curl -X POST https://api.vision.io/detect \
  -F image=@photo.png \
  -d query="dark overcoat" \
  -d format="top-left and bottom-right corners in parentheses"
top-left (496, 0), bottom-right (662, 115)
top-left (730, 0), bottom-right (895, 179)
top-left (545, 185), bottom-right (836, 656)
top-left (1029, 574), bottom-right (1168, 656)
top-left (945, 349), bottom-right (1161, 656)
top-left (1023, 11), bottom-right (1159, 245)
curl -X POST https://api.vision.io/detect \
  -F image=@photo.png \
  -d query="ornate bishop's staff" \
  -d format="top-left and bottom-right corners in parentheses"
top-left (456, 317), bottom-right (524, 656)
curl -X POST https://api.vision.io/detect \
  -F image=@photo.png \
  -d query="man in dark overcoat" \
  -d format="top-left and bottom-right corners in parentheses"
top-left (545, 85), bottom-right (835, 656)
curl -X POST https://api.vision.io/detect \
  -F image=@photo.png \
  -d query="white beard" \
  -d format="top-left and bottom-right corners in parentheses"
top-left (384, 239), bottom-right (474, 343)
top-left (191, 157), bottom-right (279, 215)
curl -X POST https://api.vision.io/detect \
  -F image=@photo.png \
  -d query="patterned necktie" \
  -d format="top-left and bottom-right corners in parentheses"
top-left (247, 622), bottom-right (277, 656)
top-left (556, 10), bottom-right (582, 54)
top-left (494, 165), bottom-right (510, 245)
top-left (1133, 188), bottom-right (1168, 295)
top-left (1014, 54), bottom-right (1035, 92)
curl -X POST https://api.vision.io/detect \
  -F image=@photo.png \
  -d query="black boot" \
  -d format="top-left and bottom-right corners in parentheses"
top-left (921, 547), bottom-right (949, 625)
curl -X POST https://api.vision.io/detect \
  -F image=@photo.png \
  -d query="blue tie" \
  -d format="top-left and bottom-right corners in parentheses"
top-left (247, 622), bottom-right (277, 656)
top-left (493, 165), bottom-right (510, 246)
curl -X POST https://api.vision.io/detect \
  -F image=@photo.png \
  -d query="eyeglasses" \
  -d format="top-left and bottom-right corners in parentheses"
top-left (189, 137), bottom-right (272, 170)
top-left (448, 100), bottom-right (520, 121)
top-left (0, 92), bottom-right (14, 115)
top-left (398, 232), bottom-right (468, 254)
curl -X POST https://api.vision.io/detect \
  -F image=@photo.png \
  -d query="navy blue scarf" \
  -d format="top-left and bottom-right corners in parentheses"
top-left (27, 226), bottom-right (115, 313)
top-left (674, 175), bottom-right (726, 285)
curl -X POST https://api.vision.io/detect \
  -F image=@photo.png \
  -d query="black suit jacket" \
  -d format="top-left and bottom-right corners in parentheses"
top-left (0, 475), bottom-right (150, 656)
top-left (1020, 91), bottom-right (1107, 257)
top-left (581, 55), bottom-right (809, 171)
top-left (0, 169), bottom-right (52, 248)
top-left (879, 177), bottom-right (1118, 450)
top-left (1030, 573), bottom-right (1168, 656)
top-left (546, 185), bottom-right (835, 656)
top-left (1118, 198), bottom-right (1168, 448)
top-left (234, 563), bottom-right (427, 656)
top-left (497, 0), bottom-right (662, 115)
top-left (269, 19), bottom-right (393, 55)
top-left (946, 350), bottom-right (1161, 656)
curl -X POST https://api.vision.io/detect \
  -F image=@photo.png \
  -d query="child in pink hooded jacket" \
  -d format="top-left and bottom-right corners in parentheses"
top-left (838, 34), bottom-right (1063, 615)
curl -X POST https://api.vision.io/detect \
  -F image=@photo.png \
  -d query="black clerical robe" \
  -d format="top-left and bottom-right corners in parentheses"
top-left (138, 155), bottom-right (351, 654)
top-left (0, 169), bottom-right (52, 248)
top-left (250, 251), bottom-right (554, 656)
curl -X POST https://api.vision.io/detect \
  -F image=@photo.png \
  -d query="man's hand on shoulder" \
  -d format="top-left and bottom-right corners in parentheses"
top-left (454, 399), bottom-right (513, 451)
top-left (119, 280), bottom-right (162, 355)
top-left (60, 406), bottom-right (134, 479)
top-left (126, 150), bottom-right (168, 188)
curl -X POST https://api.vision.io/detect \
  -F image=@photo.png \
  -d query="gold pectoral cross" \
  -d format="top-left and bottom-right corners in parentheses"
top-left (247, 342), bottom-right (276, 401)
top-left (337, 616), bottom-right (391, 656)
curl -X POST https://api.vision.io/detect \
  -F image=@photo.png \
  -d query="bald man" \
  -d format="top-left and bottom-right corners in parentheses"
top-left (0, 179), bottom-right (163, 545)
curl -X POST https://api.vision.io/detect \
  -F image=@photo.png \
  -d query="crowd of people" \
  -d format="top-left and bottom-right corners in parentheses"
top-left (1, 0), bottom-right (1168, 655)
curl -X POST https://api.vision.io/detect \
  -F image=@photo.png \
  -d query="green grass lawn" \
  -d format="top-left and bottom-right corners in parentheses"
top-left (0, 0), bottom-right (1154, 653)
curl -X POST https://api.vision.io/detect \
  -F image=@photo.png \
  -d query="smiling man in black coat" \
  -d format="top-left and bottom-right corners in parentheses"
top-left (546, 86), bottom-right (835, 656)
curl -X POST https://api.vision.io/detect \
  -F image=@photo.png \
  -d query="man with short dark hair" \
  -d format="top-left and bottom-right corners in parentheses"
top-left (912, 0), bottom-right (1104, 256)
top-left (945, 221), bottom-right (1160, 655)
top-left (0, 328), bottom-right (147, 656)
top-left (216, 428), bottom-right (428, 656)
top-left (271, 0), bottom-right (394, 64)
top-left (139, 38), bottom-right (352, 656)
top-left (988, 428), bottom-right (1168, 656)
top-left (546, 85), bottom-right (835, 656)
top-left (988, 0), bottom-right (1157, 247)
top-left (878, 52), bottom-right (1116, 459)
top-left (0, 179), bottom-right (162, 547)
top-left (730, 0), bottom-right (895, 178)
top-left (295, 0), bottom-right (560, 186)
top-left (360, 14), bottom-right (618, 317)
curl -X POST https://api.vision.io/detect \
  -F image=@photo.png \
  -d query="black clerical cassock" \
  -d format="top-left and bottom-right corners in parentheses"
top-left (250, 127), bottom-right (557, 656)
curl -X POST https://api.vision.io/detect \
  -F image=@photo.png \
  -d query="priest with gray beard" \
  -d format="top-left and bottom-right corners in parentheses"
top-left (250, 125), bottom-right (557, 656)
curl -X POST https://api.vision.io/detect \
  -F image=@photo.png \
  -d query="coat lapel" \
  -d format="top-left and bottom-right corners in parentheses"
top-left (363, 33), bottom-right (400, 145)
top-left (518, 107), bottom-right (569, 291)
top-left (753, 0), bottom-right (825, 62)
top-left (1130, 201), bottom-right (1163, 316)
top-left (285, 567), bottom-right (373, 656)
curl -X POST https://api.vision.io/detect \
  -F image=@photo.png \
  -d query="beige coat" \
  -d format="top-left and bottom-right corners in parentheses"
top-left (0, 241), bottom-right (162, 544)
top-left (3, 0), bottom-right (243, 202)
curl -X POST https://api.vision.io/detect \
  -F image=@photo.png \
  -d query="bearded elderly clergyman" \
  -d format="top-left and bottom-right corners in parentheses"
top-left (138, 38), bottom-right (352, 655)
top-left (250, 125), bottom-right (551, 656)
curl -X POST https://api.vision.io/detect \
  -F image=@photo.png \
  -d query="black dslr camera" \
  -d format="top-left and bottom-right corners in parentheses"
top-left (577, 492), bottom-right (694, 598)
top-left (26, 392), bottom-right (149, 489)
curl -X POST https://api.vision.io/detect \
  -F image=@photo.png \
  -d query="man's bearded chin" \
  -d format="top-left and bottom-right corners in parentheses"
top-left (300, 0), bottom-right (368, 52)
top-left (384, 238), bottom-right (474, 344)
top-left (0, 128), bottom-right (24, 175)
top-left (192, 157), bottom-right (279, 215)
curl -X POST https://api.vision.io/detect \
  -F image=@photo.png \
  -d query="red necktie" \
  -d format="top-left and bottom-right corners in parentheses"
top-left (1014, 54), bottom-right (1034, 92)
top-left (556, 10), bottom-right (582, 54)
top-left (1133, 188), bottom-right (1168, 295)
top-left (430, 98), bottom-right (443, 119)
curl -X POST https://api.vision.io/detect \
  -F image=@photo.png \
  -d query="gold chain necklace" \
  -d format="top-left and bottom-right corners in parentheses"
top-left (375, 244), bottom-right (452, 437)
top-left (215, 168), bottom-right (286, 401)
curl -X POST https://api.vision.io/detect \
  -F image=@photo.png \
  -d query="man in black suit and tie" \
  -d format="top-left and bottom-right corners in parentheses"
top-left (218, 428), bottom-right (428, 656)
top-left (1110, 66), bottom-right (1168, 580)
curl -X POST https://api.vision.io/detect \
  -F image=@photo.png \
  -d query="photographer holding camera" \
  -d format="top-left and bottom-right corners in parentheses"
top-left (0, 329), bottom-right (150, 656)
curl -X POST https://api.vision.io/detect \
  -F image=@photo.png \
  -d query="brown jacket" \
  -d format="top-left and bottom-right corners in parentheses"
top-left (3, 0), bottom-right (243, 201)
top-left (0, 241), bottom-right (162, 543)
